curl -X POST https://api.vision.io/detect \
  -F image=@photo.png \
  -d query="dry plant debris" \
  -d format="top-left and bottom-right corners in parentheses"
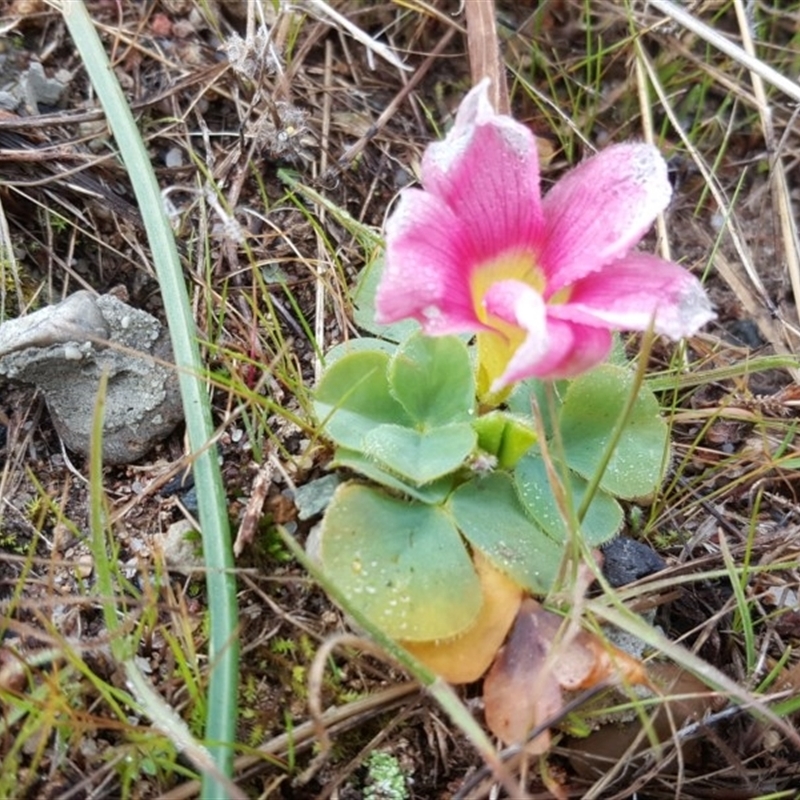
top-left (0, 1), bottom-right (799, 798)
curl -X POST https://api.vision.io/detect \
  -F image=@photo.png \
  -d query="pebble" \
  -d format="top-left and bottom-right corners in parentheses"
top-left (74, 553), bottom-right (94, 579)
top-left (601, 536), bottom-right (666, 588)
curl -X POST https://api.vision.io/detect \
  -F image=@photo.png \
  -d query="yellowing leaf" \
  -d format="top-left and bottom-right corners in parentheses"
top-left (400, 550), bottom-right (523, 684)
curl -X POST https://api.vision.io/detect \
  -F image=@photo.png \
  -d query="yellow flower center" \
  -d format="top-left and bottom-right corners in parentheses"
top-left (470, 251), bottom-right (546, 402)
top-left (470, 251), bottom-right (546, 325)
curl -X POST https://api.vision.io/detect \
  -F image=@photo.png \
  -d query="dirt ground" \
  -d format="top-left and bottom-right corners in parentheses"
top-left (2, 1), bottom-right (800, 798)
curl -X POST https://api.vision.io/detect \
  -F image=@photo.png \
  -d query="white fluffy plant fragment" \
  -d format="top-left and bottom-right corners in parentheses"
top-left (219, 26), bottom-right (283, 80)
top-left (219, 23), bottom-right (310, 160)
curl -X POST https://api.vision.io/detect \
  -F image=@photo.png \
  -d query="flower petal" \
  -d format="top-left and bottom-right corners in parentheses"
top-left (483, 279), bottom-right (546, 337)
top-left (539, 143), bottom-right (672, 292)
top-left (421, 79), bottom-right (545, 265)
top-left (376, 189), bottom-right (483, 334)
top-left (477, 281), bottom-right (547, 394)
top-left (559, 254), bottom-right (715, 338)
top-left (488, 283), bottom-right (612, 389)
top-left (507, 318), bottom-right (611, 386)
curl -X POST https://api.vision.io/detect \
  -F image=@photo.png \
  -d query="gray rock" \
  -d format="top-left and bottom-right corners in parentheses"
top-left (21, 62), bottom-right (69, 112)
top-left (0, 291), bottom-right (108, 357)
top-left (293, 473), bottom-right (342, 520)
top-left (601, 536), bottom-right (666, 588)
top-left (0, 291), bottom-right (183, 464)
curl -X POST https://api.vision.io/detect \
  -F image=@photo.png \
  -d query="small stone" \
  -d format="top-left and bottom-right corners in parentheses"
top-left (159, 520), bottom-right (203, 573)
top-left (294, 474), bottom-right (341, 520)
top-left (0, 91), bottom-right (19, 111)
top-left (164, 146), bottom-right (183, 168)
top-left (74, 553), bottom-right (94, 579)
top-left (22, 62), bottom-right (69, 111)
top-left (601, 536), bottom-right (666, 588)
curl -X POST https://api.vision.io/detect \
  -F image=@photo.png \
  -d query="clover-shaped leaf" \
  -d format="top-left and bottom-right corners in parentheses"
top-left (388, 333), bottom-right (475, 426)
top-left (353, 255), bottom-right (420, 342)
top-left (558, 364), bottom-right (668, 499)
top-left (514, 452), bottom-right (623, 546)
top-left (400, 550), bottom-right (522, 684)
top-left (331, 449), bottom-right (455, 504)
top-left (319, 483), bottom-right (482, 641)
top-left (448, 473), bottom-right (563, 594)
top-left (314, 350), bottom-right (412, 450)
top-left (322, 336), bottom-right (397, 367)
top-left (506, 378), bottom-right (568, 441)
top-left (363, 423), bottom-right (476, 485)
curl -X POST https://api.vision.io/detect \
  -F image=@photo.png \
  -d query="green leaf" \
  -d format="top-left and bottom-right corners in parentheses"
top-left (319, 483), bottom-right (481, 641)
top-left (448, 473), bottom-right (562, 593)
top-left (363, 423), bottom-right (476, 485)
top-left (331, 449), bottom-right (455, 504)
top-left (506, 378), bottom-right (567, 440)
top-left (314, 350), bottom-right (412, 450)
top-left (322, 337), bottom-right (397, 367)
top-left (514, 453), bottom-right (623, 546)
top-left (473, 411), bottom-right (537, 469)
top-left (389, 333), bottom-right (475, 426)
top-left (559, 364), bottom-right (668, 499)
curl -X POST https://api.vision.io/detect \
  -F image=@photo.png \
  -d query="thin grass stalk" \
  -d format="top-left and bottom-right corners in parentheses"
top-left (585, 589), bottom-right (800, 750)
top-left (87, 374), bottom-right (245, 798)
top-left (576, 328), bottom-right (656, 522)
top-left (647, 0), bottom-right (800, 103)
top-left (731, 0), bottom-right (800, 346)
top-left (58, 4), bottom-right (239, 795)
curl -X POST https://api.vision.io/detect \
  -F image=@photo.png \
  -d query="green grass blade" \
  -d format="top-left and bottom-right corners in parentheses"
top-left (60, 4), bottom-right (239, 795)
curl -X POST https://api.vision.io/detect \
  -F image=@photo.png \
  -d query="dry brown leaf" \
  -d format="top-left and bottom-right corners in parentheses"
top-left (401, 550), bottom-right (523, 684)
top-left (773, 659), bottom-right (800, 700)
top-left (483, 599), bottom-right (651, 752)
top-left (567, 663), bottom-right (717, 779)
top-left (559, 628), bottom-right (651, 692)
top-left (484, 598), bottom-right (563, 754)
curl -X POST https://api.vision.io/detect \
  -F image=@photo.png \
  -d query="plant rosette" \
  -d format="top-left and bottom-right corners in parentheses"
top-left (312, 331), bottom-right (669, 683)
top-left (310, 78), bottom-right (712, 696)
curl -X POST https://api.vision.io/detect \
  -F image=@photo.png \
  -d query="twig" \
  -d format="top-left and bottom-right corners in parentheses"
top-left (298, 0), bottom-right (411, 73)
top-left (464, 0), bottom-right (509, 112)
top-left (335, 26), bottom-right (458, 170)
top-left (647, 0), bottom-right (800, 103)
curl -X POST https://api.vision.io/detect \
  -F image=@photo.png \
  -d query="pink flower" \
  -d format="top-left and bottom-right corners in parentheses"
top-left (375, 79), bottom-right (714, 392)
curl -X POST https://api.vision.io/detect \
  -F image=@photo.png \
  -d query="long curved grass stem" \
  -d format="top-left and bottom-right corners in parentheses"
top-left (59, 4), bottom-right (239, 796)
